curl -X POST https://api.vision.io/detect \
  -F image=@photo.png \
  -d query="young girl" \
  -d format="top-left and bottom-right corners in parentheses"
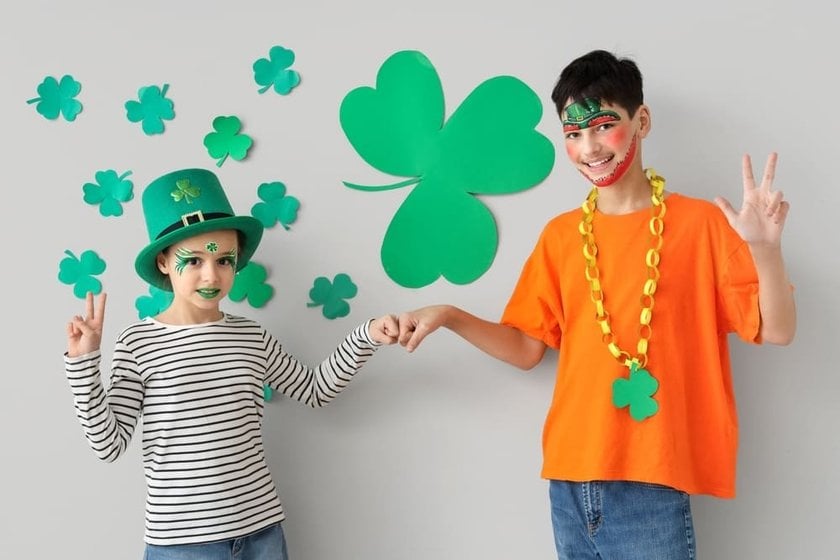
top-left (64, 168), bottom-right (398, 560)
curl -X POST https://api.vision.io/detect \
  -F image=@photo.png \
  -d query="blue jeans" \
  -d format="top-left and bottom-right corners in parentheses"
top-left (549, 480), bottom-right (696, 560)
top-left (143, 522), bottom-right (289, 560)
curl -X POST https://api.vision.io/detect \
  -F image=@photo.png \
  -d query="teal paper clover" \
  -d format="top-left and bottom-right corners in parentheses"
top-left (83, 169), bottom-right (134, 217)
top-left (27, 75), bottom-right (83, 121)
top-left (203, 116), bottom-right (253, 167)
top-left (58, 249), bottom-right (106, 298)
top-left (125, 84), bottom-right (175, 135)
top-left (135, 286), bottom-right (174, 319)
top-left (253, 46), bottom-right (301, 95)
top-left (251, 182), bottom-right (300, 230)
top-left (229, 262), bottom-right (273, 308)
top-left (307, 273), bottom-right (357, 319)
top-left (612, 362), bottom-right (659, 421)
top-left (340, 50), bottom-right (555, 288)
top-left (264, 385), bottom-right (274, 402)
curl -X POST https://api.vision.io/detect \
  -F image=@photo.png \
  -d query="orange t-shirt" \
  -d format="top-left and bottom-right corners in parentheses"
top-left (501, 193), bottom-right (761, 498)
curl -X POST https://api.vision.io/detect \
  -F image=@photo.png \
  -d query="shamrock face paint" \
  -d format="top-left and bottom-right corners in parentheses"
top-left (206, 241), bottom-right (218, 253)
top-left (562, 97), bottom-right (639, 187)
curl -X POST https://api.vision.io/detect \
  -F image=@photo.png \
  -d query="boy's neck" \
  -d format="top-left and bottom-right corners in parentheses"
top-left (591, 166), bottom-right (655, 215)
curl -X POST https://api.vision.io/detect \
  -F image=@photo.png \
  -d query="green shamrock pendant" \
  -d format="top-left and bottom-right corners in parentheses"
top-left (612, 361), bottom-right (659, 421)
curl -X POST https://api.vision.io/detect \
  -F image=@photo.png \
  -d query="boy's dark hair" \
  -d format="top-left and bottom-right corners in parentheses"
top-left (550, 50), bottom-right (644, 118)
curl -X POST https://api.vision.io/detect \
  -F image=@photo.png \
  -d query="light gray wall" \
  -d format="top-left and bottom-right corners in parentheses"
top-left (2, 1), bottom-right (836, 558)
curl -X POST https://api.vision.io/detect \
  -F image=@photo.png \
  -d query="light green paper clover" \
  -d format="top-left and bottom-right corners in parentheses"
top-left (27, 75), bottom-right (83, 121)
top-left (340, 50), bottom-right (555, 288)
top-left (307, 273), bottom-right (357, 319)
top-left (203, 116), bottom-right (253, 167)
top-left (135, 286), bottom-right (174, 319)
top-left (229, 262), bottom-right (274, 308)
top-left (125, 84), bottom-right (175, 135)
top-left (251, 182), bottom-right (300, 230)
top-left (83, 169), bottom-right (134, 217)
top-left (612, 363), bottom-right (659, 421)
top-left (58, 249), bottom-right (106, 298)
top-left (253, 45), bottom-right (301, 95)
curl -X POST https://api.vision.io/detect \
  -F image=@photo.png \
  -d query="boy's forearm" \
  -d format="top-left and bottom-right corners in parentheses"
top-left (750, 244), bottom-right (796, 345)
top-left (441, 305), bottom-right (546, 369)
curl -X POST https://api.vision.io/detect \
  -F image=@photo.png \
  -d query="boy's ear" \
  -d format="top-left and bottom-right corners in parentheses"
top-left (637, 105), bottom-right (652, 138)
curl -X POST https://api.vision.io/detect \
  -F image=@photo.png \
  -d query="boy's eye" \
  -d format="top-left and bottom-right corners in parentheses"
top-left (597, 123), bottom-right (614, 132)
top-left (565, 132), bottom-right (579, 140)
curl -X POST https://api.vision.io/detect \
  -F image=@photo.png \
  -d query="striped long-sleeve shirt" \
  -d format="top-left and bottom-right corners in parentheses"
top-left (64, 313), bottom-right (381, 546)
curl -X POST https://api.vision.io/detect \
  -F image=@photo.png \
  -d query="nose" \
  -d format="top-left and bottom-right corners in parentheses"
top-left (580, 129), bottom-right (601, 158)
top-left (201, 261), bottom-right (220, 283)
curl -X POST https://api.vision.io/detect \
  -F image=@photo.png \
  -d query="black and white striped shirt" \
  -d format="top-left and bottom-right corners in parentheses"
top-left (64, 313), bottom-right (381, 545)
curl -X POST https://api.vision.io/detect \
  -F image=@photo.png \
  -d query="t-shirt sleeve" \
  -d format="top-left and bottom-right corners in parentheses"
top-left (718, 235), bottom-right (762, 344)
top-left (500, 225), bottom-right (564, 349)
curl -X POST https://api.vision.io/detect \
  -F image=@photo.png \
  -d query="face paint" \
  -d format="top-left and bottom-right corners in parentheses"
top-left (206, 241), bottom-right (218, 253)
top-left (222, 249), bottom-right (238, 269)
top-left (588, 133), bottom-right (638, 187)
top-left (174, 247), bottom-right (196, 275)
top-left (562, 97), bottom-right (621, 132)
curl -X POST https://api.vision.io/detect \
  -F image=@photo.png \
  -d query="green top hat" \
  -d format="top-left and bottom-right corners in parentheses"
top-left (135, 168), bottom-right (263, 290)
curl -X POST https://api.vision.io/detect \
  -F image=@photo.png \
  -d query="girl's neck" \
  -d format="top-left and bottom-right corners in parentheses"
top-left (154, 303), bottom-right (224, 326)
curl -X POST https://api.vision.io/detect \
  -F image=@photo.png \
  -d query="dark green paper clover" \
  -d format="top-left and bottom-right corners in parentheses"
top-left (307, 273), bottom-right (357, 319)
top-left (229, 262), bottom-right (274, 308)
top-left (135, 286), bottom-right (174, 319)
top-left (83, 169), bottom-right (134, 217)
top-left (125, 84), bottom-right (175, 135)
top-left (253, 45), bottom-right (301, 95)
top-left (251, 182), bottom-right (300, 230)
top-left (203, 116), bottom-right (253, 167)
top-left (58, 249), bottom-right (106, 298)
top-left (340, 50), bottom-right (555, 288)
top-left (612, 362), bottom-right (659, 421)
top-left (27, 74), bottom-right (83, 121)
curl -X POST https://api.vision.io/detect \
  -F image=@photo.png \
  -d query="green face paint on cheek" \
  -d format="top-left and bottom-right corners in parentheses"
top-left (174, 247), bottom-right (195, 275)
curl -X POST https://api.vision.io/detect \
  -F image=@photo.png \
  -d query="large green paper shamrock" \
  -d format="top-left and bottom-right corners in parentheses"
top-left (83, 169), bottom-right (134, 217)
top-left (58, 249), bottom-right (106, 298)
top-left (307, 273), bottom-right (357, 319)
top-left (125, 84), bottom-right (175, 135)
top-left (229, 262), bottom-right (274, 308)
top-left (340, 50), bottom-right (555, 288)
top-left (135, 286), bottom-right (174, 319)
top-left (203, 116), bottom-right (253, 167)
top-left (251, 182), bottom-right (300, 230)
top-left (27, 75), bottom-right (83, 121)
top-left (253, 45), bottom-right (301, 95)
top-left (612, 362), bottom-right (659, 421)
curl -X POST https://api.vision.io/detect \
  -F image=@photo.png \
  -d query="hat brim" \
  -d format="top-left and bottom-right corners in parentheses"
top-left (135, 216), bottom-right (264, 291)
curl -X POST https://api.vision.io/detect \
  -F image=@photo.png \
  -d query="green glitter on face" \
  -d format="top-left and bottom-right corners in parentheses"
top-left (220, 249), bottom-right (238, 268)
top-left (206, 241), bottom-right (218, 253)
top-left (174, 247), bottom-right (196, 275)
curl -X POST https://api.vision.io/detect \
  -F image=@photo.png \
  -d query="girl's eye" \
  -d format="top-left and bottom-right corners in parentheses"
top-left (186, 257), bottom-right (200, 266)
top-left (219, 257), bottom-right (236, 267)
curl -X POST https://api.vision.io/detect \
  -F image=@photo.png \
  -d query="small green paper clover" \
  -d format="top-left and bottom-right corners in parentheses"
top-left (307, 273), bottom-right (357, 319)
top-left (229, 262), bottom-right (273, 308)
top-left (125, 84), bottom-right (175, 135)
top-left (264, 385), bottom-right (274, 402)
top-left (83, 169), bottom-right (134, 217)
top-left (251, 182), bottom-right (300, 230)
top-left (135, 285), bottom-right (174, 319)
top-left (58, 249), bottom-right (106, 298)
top-left (203, 116), bottom-right (253, 167)
top-left (612, 362), bottom-right (659, 421)
top-left (27, 74), bottom-right (83, 121)
top-left (253, 45), bottom-right (301, 95)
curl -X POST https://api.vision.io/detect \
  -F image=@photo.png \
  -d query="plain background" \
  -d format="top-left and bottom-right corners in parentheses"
top-left (2, 1), bottom-right (836, 558)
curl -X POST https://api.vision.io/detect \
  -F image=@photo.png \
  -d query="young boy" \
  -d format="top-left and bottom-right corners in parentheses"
top-left (396, 50), bottom-right (795, 559)
top-left (65, 168), bottom-right (399, 559)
